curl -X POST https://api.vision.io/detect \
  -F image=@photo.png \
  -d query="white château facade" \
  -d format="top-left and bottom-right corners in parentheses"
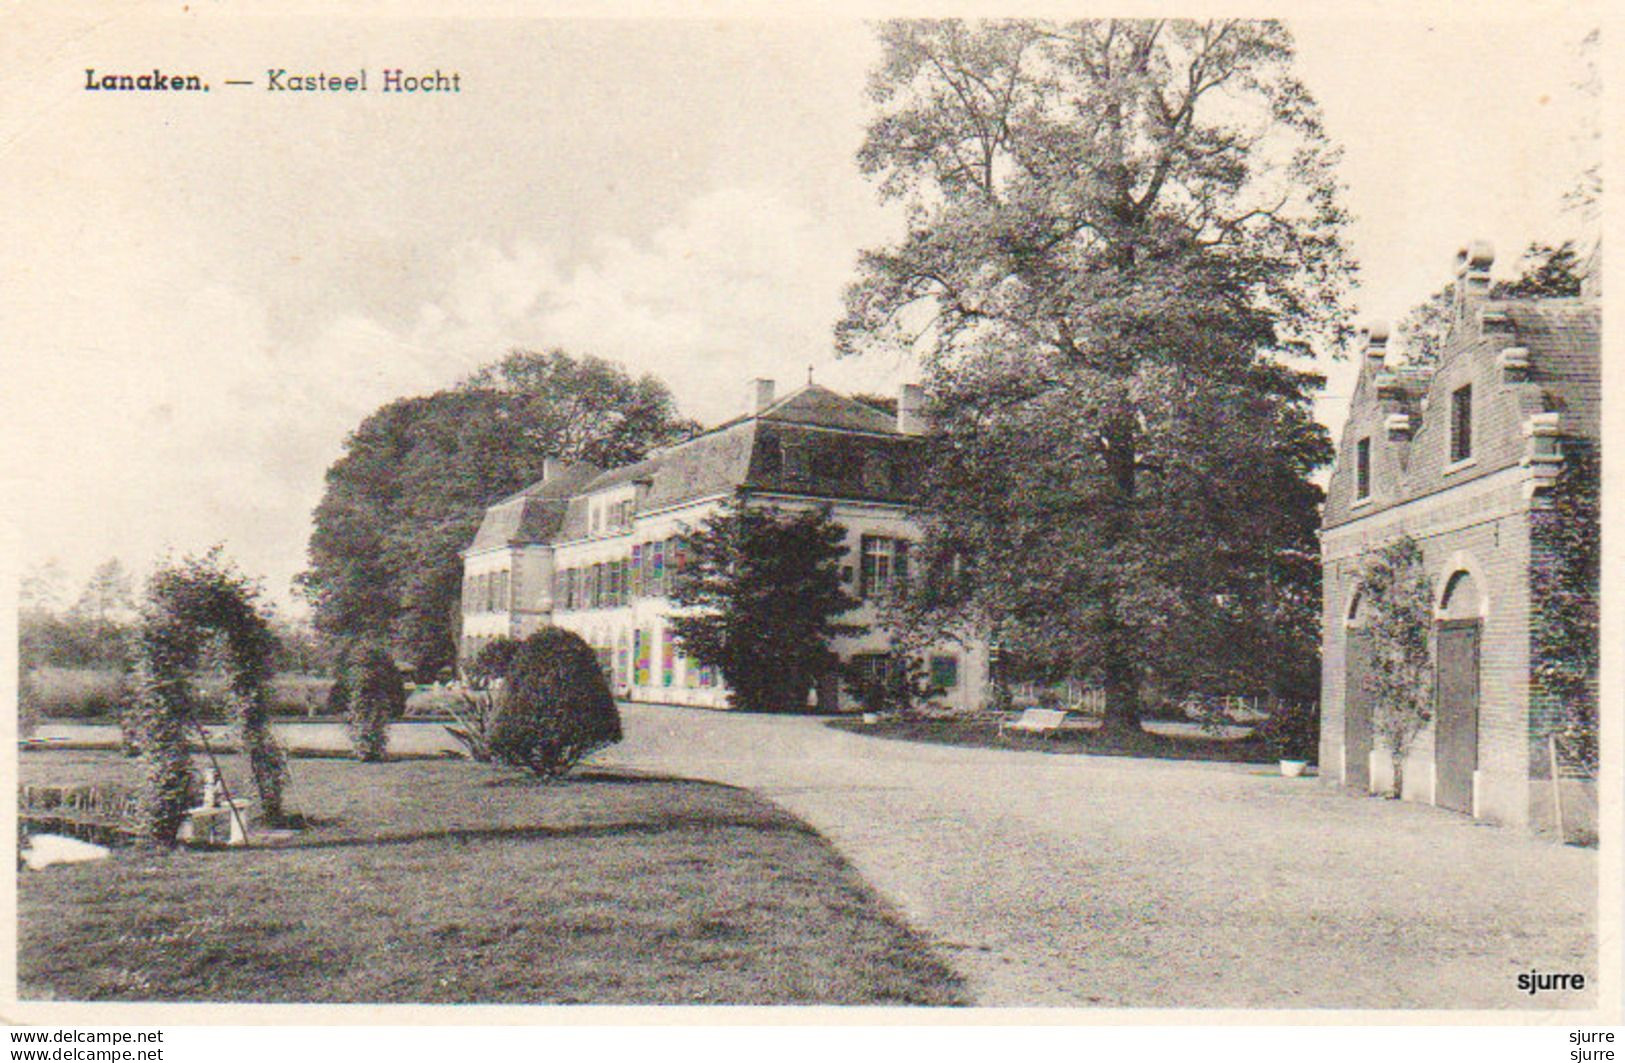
top-left (459, 379), bottom-right (990, 712)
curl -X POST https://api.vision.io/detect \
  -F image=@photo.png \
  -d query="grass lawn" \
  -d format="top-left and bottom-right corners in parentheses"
top-left (18, 751), bottom-right (966, 1006)
top-left (827, 715), bottom-right (1276, 764)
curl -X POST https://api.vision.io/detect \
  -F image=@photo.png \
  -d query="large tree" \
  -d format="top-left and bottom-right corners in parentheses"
top-left (300, 350), bottom-right (696, 676)
top-left (840, 20), bottom-right (1351, 730)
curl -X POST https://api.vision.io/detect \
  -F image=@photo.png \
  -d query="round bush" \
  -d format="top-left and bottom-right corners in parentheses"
top-left (346, 642), bottom-right (404, 762)
top-left (489, 628), bottom-right (622, 779)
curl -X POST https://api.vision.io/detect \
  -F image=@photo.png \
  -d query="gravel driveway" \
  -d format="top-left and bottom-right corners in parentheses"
top-left (600, 704), bottom-right (1597, 1010)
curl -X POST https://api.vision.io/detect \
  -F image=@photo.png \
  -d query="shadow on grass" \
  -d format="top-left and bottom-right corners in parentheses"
top-left (21, 742), bottom-right (460, 763)
top-left (281, 813), bottom-right (821, 854)
top-left (828, 716), bottom-right (1279, 766)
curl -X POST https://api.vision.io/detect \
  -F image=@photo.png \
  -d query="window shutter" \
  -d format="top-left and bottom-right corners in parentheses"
top-left (895, 541), bottom-right (911, 590)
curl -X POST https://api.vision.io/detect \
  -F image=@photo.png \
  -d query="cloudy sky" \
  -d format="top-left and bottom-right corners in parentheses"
top-left (0, 6), bottom-right (1603, 612)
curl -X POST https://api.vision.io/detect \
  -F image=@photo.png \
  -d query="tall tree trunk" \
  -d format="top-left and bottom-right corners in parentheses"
top-left (1100, 635), bottom-right (1142, 733)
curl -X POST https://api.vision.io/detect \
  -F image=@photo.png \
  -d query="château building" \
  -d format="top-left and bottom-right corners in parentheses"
top-left (460, 379), bottom-right (990, 712)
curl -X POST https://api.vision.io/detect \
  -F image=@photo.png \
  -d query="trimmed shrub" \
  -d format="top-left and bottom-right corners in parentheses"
top-left (489, 628), bottom-right (621, 779)
top-left (345, 642), bottom-right (403, 762)
top-left (471, 637), bottom-right (521, 683)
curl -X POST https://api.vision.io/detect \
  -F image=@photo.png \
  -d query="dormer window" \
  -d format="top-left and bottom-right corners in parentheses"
top-left (1450, 385), bottom-right (1473, 463)
top-left (1355, 437), bottom-right (1371, 501)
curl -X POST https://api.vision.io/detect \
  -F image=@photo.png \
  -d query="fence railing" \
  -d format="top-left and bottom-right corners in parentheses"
top-left (19, 784), bottom-right (142, 848)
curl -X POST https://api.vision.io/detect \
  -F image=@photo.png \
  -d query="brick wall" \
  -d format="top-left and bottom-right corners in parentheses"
top-left (1322, 468), bottom-right (1533, 826)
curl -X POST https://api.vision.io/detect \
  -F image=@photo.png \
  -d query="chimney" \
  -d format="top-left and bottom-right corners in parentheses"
top-left (542, 457), bottom-right (565, 482)
top-left (1359, 321), bottom-right (1389, 373)
top-left (747, 378), bottom-right (776, 414)
top-left (897, 383), bottom-right (928, 435)
top-left (1453, 240), bottom-right (1495, 332)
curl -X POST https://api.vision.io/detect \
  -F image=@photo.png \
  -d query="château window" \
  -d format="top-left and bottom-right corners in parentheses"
top-left (1450, 384), bottom-right (1473, 463)
top-left (1355, 437), bottom-right (1371, 500)
top-left (860, 536), bottom-right (911, 599)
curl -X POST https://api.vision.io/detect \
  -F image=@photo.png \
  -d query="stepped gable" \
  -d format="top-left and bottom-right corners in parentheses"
top-left (1323, 255), bottom-right (1600, 530)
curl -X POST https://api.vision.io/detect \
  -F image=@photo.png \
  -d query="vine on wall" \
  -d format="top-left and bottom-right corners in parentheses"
top-left (1531, 445), bottom-right (1600, 777)
top-left (1358, 536), bottom-right (1435, 798)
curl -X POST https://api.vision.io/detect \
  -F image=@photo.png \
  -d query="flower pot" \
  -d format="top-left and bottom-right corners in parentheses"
top-left (1279, 759), bottom-right (1308, 778)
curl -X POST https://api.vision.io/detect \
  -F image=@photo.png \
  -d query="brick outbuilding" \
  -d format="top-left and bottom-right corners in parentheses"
top-left (1319, 242), bottom-right (1599, 829)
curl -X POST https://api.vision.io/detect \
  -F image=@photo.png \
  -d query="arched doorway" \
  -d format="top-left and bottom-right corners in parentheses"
top-left (1435, 569), bottom-right (1484, 814)
top-left (1343, 585), bottom-right (1374, 791)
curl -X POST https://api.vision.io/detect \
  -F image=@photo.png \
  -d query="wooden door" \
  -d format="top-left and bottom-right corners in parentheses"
top-left (1434, 620), bottom-right (1481, 814)
top-left (1344, 630), bottom-right (1374, 791)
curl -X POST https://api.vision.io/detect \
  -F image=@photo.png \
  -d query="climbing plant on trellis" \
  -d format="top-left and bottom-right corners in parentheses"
top-left (127, 549), bottom-right (288, 845)
top-left (1358, 535), bottom-right (1434, 799)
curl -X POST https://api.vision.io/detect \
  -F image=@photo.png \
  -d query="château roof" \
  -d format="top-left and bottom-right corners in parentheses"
top-left (465, 462), bottom-right (602, 553)
top-left (465, 384), bottom-right (923, 553)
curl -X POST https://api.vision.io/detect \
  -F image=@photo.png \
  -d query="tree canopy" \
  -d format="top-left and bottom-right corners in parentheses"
top-left (21, 558), bottom-right (137, 671)
top-left (299, 349), bottom-right (697, 676)
top-left (841, 20), bottom-right (1348, 727)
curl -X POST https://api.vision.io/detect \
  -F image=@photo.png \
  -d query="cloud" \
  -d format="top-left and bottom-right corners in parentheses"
top-left (386, 185), bottom-right (914, 422)
top-left (4, 184), bottom-right (911, 607)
